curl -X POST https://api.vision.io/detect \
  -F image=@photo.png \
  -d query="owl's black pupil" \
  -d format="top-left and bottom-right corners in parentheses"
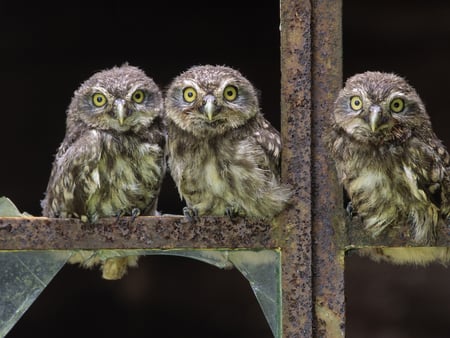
top-left (135, 93), bottom-right (141, 99)
top-left (394, 102), bottom-right (399, 107)
top-left (188, 92), bottom-right (193, 97)
top-left (97, 97), bottom-right (103, 102)
top-left (355, 100), bottom-right (360, 106)
top-left (227, 91), bottom-right (233, 96)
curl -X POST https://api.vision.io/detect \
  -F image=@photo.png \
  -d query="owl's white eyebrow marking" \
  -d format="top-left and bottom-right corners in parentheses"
top-left (388, 92), bottom-right (407, 99)
top-left (126, 83), bottom-right (148, 99)
top-left (182, 80), bottom-right (199, 88)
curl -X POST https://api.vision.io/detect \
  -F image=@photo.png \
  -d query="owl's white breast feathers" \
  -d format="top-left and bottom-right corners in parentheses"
top-left (204, 160), bottom-right (227, 195)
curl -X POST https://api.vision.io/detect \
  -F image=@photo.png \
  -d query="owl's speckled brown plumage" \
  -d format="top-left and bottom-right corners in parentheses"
top-left (41, 64), bottom-right (166, 279)
top-left (328, 71), bottom-right (450, 248)
top-left (165, 65), bottom-right (290, 218)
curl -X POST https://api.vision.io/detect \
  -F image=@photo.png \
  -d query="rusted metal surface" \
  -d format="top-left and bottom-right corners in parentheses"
top-left (0, 216), bottom-right (275, 250)
top-left (279, 0), bottom-right (313, 337)
top-left (279, 0), bottom-right (346, 337)
top-left (310, 0), bottom-right (345, 337)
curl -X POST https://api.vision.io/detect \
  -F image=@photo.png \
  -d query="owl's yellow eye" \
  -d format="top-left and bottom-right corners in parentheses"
top-left (390, 98), bottom-right (405, 113)
top-left (350, 96), bottom-right (363, 111)
top-left (92, 93), bottom-right (107, 107)
top-left (132, 89), bottom-right (145, 103)
top-left (223, 85), bottom-right (238, 101)
top-left (183, 87), bottom-right (197, 103)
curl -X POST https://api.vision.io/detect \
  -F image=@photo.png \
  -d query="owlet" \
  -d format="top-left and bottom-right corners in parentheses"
top-left (165, 65), bottom-right (290, 218)
top-left (41, 64), bottom-right (166, 279)
top-left (328, 71), bottom-right (450, 264)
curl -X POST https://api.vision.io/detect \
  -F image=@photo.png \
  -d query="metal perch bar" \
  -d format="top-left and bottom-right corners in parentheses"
top-left (1, 215), bottom-right (447, 251)
top-left (0, 216), bottom-right (276, 250)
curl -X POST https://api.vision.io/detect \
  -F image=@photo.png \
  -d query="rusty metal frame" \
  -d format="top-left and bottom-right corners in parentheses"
top-left (0, 1), bottom-right (352, 337)
top-left (279, 0), bottom-right (344, 336)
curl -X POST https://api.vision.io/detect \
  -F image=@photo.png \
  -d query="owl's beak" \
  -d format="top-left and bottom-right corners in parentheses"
top-left (368, 104), bottom-right (382, 132)
top-left (201, 94), bottom-right (218, 121)
top-left (114, 98), bottom-right (126, 125)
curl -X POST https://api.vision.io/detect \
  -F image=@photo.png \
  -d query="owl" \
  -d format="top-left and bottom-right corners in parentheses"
top-left (165, 65), bottom-right (290, 219)
top-left (328, 71), bottom-right (450, 264)
top-left (41, 64), bottom-right (166, 279)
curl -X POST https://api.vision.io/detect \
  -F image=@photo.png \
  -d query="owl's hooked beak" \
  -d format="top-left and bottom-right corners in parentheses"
top-left (201, 94), bottom-right (219, 121)
top-left (113, 98), bottom-right (126, 125)
top-left (368, 104), bottom-right (383, 132)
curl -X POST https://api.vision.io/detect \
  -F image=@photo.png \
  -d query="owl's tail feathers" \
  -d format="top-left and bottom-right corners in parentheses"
top-left (67, 250), bottom-right (139, 280)
top-left (259, 183), bottom-right (293, 219)
top-left (356, 247), bottom-right (450, 266)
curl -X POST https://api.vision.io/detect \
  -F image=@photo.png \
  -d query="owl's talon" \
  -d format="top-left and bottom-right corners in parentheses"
top-left (115, 210), bottom-right (125, 223)
top-left (183, 207), bottom-right (199, 222)
top-left (346, 201), bottom-right (354, 218)
top-left (130, 208), bottom-right (141, 223)
top-left (225, 207), bottom-right (237, 220)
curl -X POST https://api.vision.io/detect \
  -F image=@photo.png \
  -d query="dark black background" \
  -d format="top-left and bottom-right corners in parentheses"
top-left (2, 1), bottom-right (450, 337)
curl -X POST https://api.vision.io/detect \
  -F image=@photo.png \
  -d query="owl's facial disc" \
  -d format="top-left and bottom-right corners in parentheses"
top-left (348, 95), bottom-right (395, 134)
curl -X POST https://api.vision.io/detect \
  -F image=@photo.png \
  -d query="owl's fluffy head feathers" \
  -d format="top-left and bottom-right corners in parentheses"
top-left (333, 71), bottom-right (431, 144)
top-left (68, 64), bottom-right (163, 134)
top-left (165, 65), bottom-right (260, 137)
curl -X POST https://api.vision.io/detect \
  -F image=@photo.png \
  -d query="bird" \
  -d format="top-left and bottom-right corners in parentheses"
top-left (41, 64), bottom-right (166, 279)
top-left (327, 71), bottom-right (450, 264)
top-left (165, 65), bottom-right (291, 219)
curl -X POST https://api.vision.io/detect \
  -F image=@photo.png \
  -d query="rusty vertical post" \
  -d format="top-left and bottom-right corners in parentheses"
top-left (280, 0), bottom-right (344, 336)
top-left (310, 0), bottom-right (345, 337)
top-left (280, 0), bottom-right (313, 337)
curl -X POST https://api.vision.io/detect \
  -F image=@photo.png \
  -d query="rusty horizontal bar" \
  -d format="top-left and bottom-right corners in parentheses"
top-left (2, 214), bottom-right (445, 253)
top-left (0, 216), bottom-right (276, 250)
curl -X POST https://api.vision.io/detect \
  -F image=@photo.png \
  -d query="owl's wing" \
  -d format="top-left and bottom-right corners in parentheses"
top-left (140, 117), bottom-right (168, 216)
top-left (149, 116), bottom-right (168, 156)
top-left (429, 139), bottom-right (450, 214)
top-left (252, 117), bottom-right (282, 173)
top-left (411, 136), bottom-right (450, 214)
top-left (42, 131), bottom-right (102, 218)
